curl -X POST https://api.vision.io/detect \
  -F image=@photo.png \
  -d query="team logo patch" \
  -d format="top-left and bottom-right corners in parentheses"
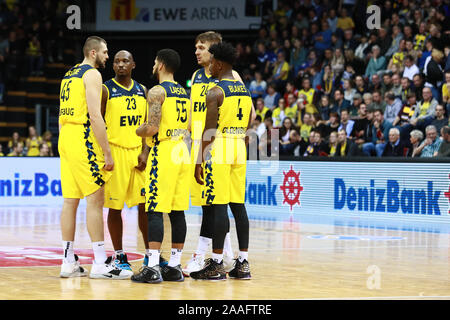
top-left (112, 87), bottom-right (117, 92)
top-left (0, 247), bottom-right (144, 268)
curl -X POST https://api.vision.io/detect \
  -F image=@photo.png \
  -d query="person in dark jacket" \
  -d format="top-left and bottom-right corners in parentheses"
top-left (382, 127), bottom-right (411, 157)
top-left (336, 129), bottom-right (363, 157)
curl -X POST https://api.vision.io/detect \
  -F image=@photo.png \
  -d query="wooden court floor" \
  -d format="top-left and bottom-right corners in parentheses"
top-left (0, 206), bottom-right (448, 300)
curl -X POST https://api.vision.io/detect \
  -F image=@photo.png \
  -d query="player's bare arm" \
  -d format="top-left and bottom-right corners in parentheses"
top-left (194, 86), bottom-right (223, 185)
top-left (135, 84), bottom-right (150, 171)
top-left (100, 85), bottom-right (108, 118)
top-left (136, 85), bottom-right (165, 137)
top-left (232, 69), bottom-right (256, 122)
top-left (84, 69), bottom-right (114, 171)
top-left (187, 71), bottom-right (196, 133)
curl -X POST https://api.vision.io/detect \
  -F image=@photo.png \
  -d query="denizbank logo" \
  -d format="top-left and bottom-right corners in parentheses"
top-left (0, 173), bottom-right (62, 197)
top-left (334, 178), bottom-right (441, 215)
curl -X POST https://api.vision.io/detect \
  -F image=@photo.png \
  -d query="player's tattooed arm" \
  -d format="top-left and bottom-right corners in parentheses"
top-left (136, 85), bottom-right (165, 137)
top-left (194, 86), bottom-right (223, 185)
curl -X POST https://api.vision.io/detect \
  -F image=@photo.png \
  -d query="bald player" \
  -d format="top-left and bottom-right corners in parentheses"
top-left (183, 31), bottom-right (256, 276)
top-left (102, 50), bottom-right (164, 272)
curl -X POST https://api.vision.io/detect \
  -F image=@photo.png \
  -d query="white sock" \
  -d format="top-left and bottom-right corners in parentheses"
top-left (147, 249), bottom-right (160, 267)
top-left (223, 233), bottom-right (234, 258)
top-left (195, 236), bottom-right (211, 256)
top-left (238, 251), bottom-right (248, 263)
top-left (211, 252), bottom-right (223, 264)
top-left (168, 248), bottom-right (182, 267)
top-left (92, 241), bottom-right (107, 265)
top-left (115, 249), bottom-right (124, 257)
top-left (145, 249), bottom-right (152, 256)
top-left (62, 241), bottom-right (75, 263)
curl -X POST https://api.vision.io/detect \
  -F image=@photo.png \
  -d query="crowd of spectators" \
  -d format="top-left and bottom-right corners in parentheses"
top-left (0, 0), bottom-right (72, 100)
top-left (236, 0), bottom-right (450, 158)
top-left (0, 126), bottom-right (54, 157)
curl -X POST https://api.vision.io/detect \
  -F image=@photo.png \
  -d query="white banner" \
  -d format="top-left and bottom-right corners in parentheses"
top-left (96, 0), bottom-right (261, 31)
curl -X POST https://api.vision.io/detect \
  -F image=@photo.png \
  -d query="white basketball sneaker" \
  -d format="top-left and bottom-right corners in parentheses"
top-left (60, 254), bottom-right (88, 278)
top-left (89, 256), bottom-right (133, 279)
top-left (182, 254), bottom-right (204, 276)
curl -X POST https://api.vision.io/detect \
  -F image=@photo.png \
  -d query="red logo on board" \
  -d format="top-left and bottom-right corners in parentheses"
top-left (0, 247), bottom-right (144, 267)
top-left (280, 166), bottom-right (303, 211)
top-left (445, 174), bottom-right (450, 214)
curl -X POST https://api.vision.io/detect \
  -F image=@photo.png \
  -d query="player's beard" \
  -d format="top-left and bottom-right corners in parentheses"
top-left (96, 55), bottom-right (105, 69)
top-left (152, 68), bottom-right (159, 81)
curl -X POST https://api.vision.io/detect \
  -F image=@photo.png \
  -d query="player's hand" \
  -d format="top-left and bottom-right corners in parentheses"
top-left (194, 163), bottom-right (204, 185)
top-left (135, 152), bottom-right (148, 171)
top-left (104, 152), bottom-right (114, 171)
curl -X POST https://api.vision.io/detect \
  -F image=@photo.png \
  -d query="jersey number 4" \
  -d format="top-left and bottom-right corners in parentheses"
top-left (236, 98), bottom-right (243, 120)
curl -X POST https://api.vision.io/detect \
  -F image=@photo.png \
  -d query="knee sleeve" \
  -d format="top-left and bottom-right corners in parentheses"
top-left (148, 212), bottom-right (164, 243)
top-left (212, 204), bottom-right (229, 250)
top-left (169, 211), bottom-right (186, 244)
top-left (200, 205), bottom-right (214, 238)
top-left (229, 202), bottom-right (249, 249)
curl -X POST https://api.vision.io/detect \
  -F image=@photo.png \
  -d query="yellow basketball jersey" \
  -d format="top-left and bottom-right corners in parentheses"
top-left (215, 79), bottom-right (252, 139)
top-left (190, 68), bottom-right (219, 140)
top-left (146, 81), bottom-right (190, 146)
top-left (103, 78), bottom-right (147, 148)
top-left (59, 64), bottom-right (96, 126)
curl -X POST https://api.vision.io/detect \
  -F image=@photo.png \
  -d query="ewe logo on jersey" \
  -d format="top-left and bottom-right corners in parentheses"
top-left (0, 247), bottom-right (144, 267)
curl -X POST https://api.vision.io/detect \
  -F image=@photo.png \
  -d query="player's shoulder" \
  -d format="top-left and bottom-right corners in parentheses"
top-left (192, 68), bottom-right (208, 84)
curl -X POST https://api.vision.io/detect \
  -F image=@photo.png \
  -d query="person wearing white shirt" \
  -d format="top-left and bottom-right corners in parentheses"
top-left (402, 55), bottom-right (420, 80)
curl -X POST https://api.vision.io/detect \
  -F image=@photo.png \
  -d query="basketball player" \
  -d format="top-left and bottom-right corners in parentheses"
top-left (101, 50), bottom-right (158, 271)
top-left (183, 31), bottom-right (255, 276)
top-left (131, 49), bottom-right (191, 283)
top-left (58, 36), bottom-right (132, 279)
top-left (191, 42), bottom-right (252, 280)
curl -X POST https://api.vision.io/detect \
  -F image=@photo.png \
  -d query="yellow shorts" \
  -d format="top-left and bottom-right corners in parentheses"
top-left (203, 138), bottom-right (247, 205)
top-left (104, 144), bottom-right (146, 210)
top-left (190, 140), bottom-right (205, 206)
top-left (145, 139), bottom-right (191, 213)
top-left (58, 123), bottom-right (112, 199)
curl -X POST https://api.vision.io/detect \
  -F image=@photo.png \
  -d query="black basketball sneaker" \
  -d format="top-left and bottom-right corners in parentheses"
top-left (228, 259), bottom-right (251, 280)
top-left (131, 265), bottom-right (163, 284)
top-left (161, 264), bottom-right (184, 282)
top-left (190, 258), bottom-right (227, 281)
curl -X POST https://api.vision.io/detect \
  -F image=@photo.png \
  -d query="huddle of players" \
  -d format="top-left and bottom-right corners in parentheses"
top-left (58, 32), bottom-right (254, 283)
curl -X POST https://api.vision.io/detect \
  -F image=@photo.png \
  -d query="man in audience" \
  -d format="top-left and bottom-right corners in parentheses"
top-left (414, 125), bottom-right (442, 157)
top-left (382, 128), bottom-right (410, 157)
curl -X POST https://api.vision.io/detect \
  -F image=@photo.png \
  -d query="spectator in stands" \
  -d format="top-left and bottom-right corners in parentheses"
top-left (25, 125), bottom-right (42, 156)
top-left (337, 109), bottom-right (354, 137)
top-left (263, 83), bottom-right (280, 110)
top-left (285, 93), bottom-right (298, 120)
top-left (303, 130), bottom-right (328, 157)
top-left (7, 131), bottom-right (21, 154)
top-left (409, 129), bottom-right (424, 157)
top-left (431, 105), bottom-right (448, 136)
top-left (355, 75), bottom-right (368, 95)
top-left (342, 29), bottom-right (358, 51)
top-left (384, 92), bottom-right (403, 124)
top-left (7, 142), bottom-right (24, 157)
top-left (343, 78), bottom-right (356, 102)
top-left (330, 47), bottom-right (345, 74)
top-left (412, 74), bottom-right (425, 102)
top-left (336, 129), bottom-right (362, 157)
top-left (272, 97), bottom-right (286, 128)
top-left (391, 73), bottom-right (402, 98)
top-left (42, 130), bottom-right (53, 157)
top-left (400, 76), bottom-right (412, 102)
top-left (298, 77), bottom-right (316, 105)
top-left (337, 8), bottom-right (355, 31)
top-left (415, 125), bottom-right (442, 157)
top-left (410, 87), bottom-right (438, 129)
top-left (418, 39), bottom-right (434, 70)
top-left (290, 38), bottom-right (307, 76)
top-left (327, 131), bottom-right (338, 157)
top-left (371, 90), bottom-right (386, 112)
top-left (271, 50), bottom-right (290, 91)
top-left (259, 117), bottom-right (275, 157)
top-left (362, 92), bottom-right (373, 110)
top-left (348, 93), bottom-right (363, 119)
top-left (255, 97), bottom-right (270, 121)
top-left (317, 111), bottom-right (340, 140)
top-left (362, 108), bottom-right (393, 157)
top-left (385, 25), bottom-right (404, 59)
top-left (402, 55), bottom-right (420, 81)
top-left (331, 88), bottom-right (350, 115)
top-left (313, 20), bottom-right (332, 55)
top-left (39, 142), bottom-right (50, 156)
top-left (393, 92), bottom-right (418, 139)
top-left (344, 48), bottom-right (365, 76)
top-left (279, 117), bottom-right (296, 148)
top-left (321, 64), bottom-right (336, 96)
top-left (283, 81), bottom-right (298, 103)
top-left (381, 73), bottom-right (393, 95)
top-left (365, 45), bottom-right (387, 79)
top-left (387, 39), bottom-right (407, 75)
top-left (436, 126), bottom-right (450, 157)
top-left (26, 34), bottom-right (43, 76)
top-left (252, 115), bottom-right (266, 139)
top-left (351, 103), bottom-right (371, 142)
top-left (382, 127), bottom-right (410, 157)
top-left (316, 94), bottom-right (332, 121)
top-left (249, 71), bottom-right (267, 99)
top-left (299, 112), bottom-right (314, 142)
top-left (443, 70), bottom-right (450, 116)
top-left (424, 49), bottom-right (444, 99)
